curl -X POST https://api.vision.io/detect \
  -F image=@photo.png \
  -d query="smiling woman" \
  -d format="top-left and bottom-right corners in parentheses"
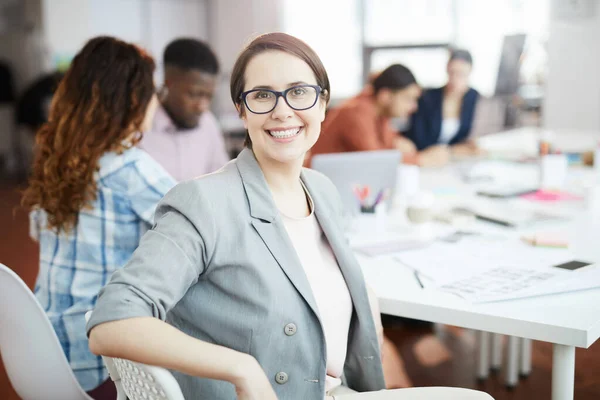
top-left (237, 50), bottom-right (327, 169)
top-left (230, 34), bottom-right (330, 154)
top-left (85, 33), bottom-right (493, 400)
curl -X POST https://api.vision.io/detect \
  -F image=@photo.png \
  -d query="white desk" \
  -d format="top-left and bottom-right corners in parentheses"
top-left (361, 256), bottom-right (600, 400)
top-left (357, 128), bottom-right (600, 400)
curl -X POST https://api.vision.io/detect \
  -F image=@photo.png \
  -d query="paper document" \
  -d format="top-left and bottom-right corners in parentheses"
top-left (354, 239), bottom-right (430, 257)
top-left (455, 203), bottom-right (564, 228)
top-left (466, 263), bottom-right (600, 303)
top-left (396, 237), bottom-right (573, 285)
top-left (350, 230), bottom-right (433, 257)
top-left (437, 265), bottom-right (568, 302)
top-left (392, 236), bottom-right (598, 301)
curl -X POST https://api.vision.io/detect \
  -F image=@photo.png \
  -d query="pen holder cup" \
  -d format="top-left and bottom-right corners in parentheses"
top-left (406, 191), bottom-right (435, 224)
top-left (406, 206), bottom-right (434, 224)
top-left (353, 204), bottom-right (387, 234)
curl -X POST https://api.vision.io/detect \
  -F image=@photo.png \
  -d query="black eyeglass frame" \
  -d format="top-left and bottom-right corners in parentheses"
top-left (240, 84), bottom-right (323, 114)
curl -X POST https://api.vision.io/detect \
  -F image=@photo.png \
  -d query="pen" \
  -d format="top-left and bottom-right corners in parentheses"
top-left (394, 257), bottom-right (430, 287)
top-left (414, 270), bottom-right (424, 288)
top-left (372, 189), bottom-right (385, 207)
top-left (475, 215), bottom-right (514, 227)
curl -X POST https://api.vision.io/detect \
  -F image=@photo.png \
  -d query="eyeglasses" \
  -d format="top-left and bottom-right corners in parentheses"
top-left (240, 84), bottom-right (322, 114)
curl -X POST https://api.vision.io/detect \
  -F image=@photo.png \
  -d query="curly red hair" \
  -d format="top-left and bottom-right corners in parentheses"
top-left (21, 36), bottom-right (156, 233)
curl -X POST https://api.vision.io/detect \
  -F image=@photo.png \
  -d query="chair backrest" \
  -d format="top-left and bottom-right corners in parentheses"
top-left (111, 358), bottom-right (185, 400)
top-left (0, 263), bottom-right (92, 400)
top-left (84, 312), bottom-right (185, 400)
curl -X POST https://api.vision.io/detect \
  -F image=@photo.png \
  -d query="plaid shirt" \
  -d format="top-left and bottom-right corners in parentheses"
top-left (31, 147), bottom-right (176, 391)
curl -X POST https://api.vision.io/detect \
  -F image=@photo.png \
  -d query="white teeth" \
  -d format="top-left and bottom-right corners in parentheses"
top-left (269, 128), bottom-right (301, 138)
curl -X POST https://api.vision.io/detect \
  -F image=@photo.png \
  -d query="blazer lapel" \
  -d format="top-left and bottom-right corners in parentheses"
top-left (236, 149), bottom-right (320, 319)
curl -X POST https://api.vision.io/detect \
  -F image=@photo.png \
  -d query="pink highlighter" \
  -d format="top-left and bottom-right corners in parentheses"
top-left (521, 233), bottom-right (568, 248)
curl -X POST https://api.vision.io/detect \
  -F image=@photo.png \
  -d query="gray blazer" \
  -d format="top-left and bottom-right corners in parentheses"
top-left (87, 148), bottom-right (386, 399)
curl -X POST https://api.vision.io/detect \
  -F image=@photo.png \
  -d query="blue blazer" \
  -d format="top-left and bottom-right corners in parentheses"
top-left (406, 86), bottom-right (479, 150)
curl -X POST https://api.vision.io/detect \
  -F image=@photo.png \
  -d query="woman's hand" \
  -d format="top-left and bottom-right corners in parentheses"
top-left (417, 145), bottom-right (451, 167)
top-left (451, 140), bottom-right (484, 157)
top-left (395, 136), bottom-right (418, 155)
top-left (231, 354), bottom-right (278, 400)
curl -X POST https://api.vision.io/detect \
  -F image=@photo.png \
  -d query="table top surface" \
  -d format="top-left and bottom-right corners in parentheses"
top-left (357, 128), bottom-right (600, 348)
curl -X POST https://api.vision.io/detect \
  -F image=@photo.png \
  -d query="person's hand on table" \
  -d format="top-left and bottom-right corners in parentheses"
top-left (417, 144), bottom-right (451, 167)
top-left (395, 136), bottom-right (418, 155)
top-left (451, 140), bottom-right (485, 157)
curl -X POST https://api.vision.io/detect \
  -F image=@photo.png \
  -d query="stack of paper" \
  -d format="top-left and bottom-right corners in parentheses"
top-left (394, 237), bottom-right (599, 303)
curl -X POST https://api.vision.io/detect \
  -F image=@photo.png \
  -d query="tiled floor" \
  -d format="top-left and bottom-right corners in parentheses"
top-left (1, 184), bottom-right (599, 399)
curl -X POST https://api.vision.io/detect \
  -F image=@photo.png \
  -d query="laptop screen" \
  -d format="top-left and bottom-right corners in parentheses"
top-left (311, 150), bottom-right (401, 215)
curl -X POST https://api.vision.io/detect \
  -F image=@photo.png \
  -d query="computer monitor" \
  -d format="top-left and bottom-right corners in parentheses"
top-left (311, 150), bottom-right (402, 215)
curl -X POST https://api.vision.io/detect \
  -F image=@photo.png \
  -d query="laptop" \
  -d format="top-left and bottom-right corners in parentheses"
top-left (311, 150), bottom-right (402, 215)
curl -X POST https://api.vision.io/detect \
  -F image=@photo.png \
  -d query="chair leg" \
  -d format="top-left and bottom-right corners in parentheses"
top-left (506, 336), bottom-right (520, 389)
top-left (520, 338), bottom-right (532, 377)
top-left (476, 331), bottom-right (490, 381)
top-left (491, 333), bottom-right (503, 373)
top-left (116, 382), bottom-right (127, 400)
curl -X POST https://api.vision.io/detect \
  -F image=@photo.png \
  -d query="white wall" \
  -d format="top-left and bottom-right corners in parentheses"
top-left (207, 0), bottom-right (282, 121)
top-left (0, 0), bottom-right (47, 167)
top-left (41, 0), bottom-right (208, 79)
top-left (38, 0), bottom-right (283, 129)
top-left (41, 0), bottom-right (89, 61)
top-left (0, 0), bottom-right (48, 92)
top-left (543, 0), bottom-right (600, 131)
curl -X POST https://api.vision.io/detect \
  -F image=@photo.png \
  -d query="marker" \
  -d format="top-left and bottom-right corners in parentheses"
top-left (521, 236), bottom-right (568, 249)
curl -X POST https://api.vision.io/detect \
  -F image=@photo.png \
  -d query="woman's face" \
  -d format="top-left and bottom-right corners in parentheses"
top-left (387, 83), bottom-right (421, 118)
top-left (447, 59), bottom-right (472, 93)
top-left (240, 50), bottom-right (326, 167)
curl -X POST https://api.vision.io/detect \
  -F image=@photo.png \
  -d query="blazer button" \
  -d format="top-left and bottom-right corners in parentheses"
top-left (284, 323), bottom-right (297, 336)
top-left (275, 372), bottom-right (289, 384)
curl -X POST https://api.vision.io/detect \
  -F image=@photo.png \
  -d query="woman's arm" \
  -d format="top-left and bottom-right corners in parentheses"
top-left (28, 209), bottom-right (41, 242)
top-left (450, 139), bottom-right (484, 157)
top-left (128, 155), bottom-right (177, 226)
top-left (416, 144), bottom-right (451, 167)
top-left (89, 317), bottom-right (276, 399)
top-left (87, 181), bottom-right (277, 399)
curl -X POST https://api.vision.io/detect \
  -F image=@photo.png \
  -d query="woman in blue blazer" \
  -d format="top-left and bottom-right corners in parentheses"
top-left (406, 49), bottom-right (481, 159)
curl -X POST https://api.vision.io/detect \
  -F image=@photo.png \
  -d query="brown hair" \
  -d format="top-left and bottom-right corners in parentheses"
top-left (21, 36), bottom-right (156, 233)
top-left (230, 32), bottom-right (330, 147)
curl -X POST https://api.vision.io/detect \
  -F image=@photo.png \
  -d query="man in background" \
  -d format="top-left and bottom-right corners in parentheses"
top-left (140, 38), bottom-right (229, 181)
top-left (309, 64), bottom-right (449, 167)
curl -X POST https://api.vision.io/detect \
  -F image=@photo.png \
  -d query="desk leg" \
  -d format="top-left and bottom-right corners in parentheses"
top-left (552, 344), bottom-right (575, 400)
top-left (506, 336), bottom-right (520, 389)
top-left (520, 338), bottom-right (532, 377)
top-left (491, 333), bottom-right (503, 372)
top-left (477, 331), bottom-right (490, 380)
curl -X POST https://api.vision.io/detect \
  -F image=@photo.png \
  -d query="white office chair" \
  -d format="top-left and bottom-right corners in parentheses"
top-left (84, 311), bottom-right (185, 400)
top-left (0, 263), bottom-right (93, 400)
